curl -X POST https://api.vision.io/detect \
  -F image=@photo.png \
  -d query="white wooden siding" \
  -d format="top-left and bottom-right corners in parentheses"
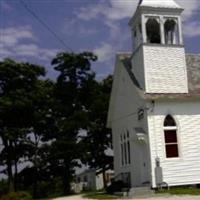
top-left (143, 45), bottom-right (188, 93)
top-left (131, 46), bottom-right (145, 89)
top-left (111, 59), bottom-right (150, 187)
top-left (148, 101), bottom-right (200, 187)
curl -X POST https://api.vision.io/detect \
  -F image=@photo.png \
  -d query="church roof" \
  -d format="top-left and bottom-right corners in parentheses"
top-left (118, 53), bottom-right (200, 100)
top-left (139, 0), bottom-right (181, 9)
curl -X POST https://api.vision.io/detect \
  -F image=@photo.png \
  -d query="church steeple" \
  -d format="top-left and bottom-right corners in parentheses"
top-left (138, 0), bottom-right (181, 9)
top-left (129, 0), bottom-right (184, 51)
top-left (129, 0), bottom-right (188, 94)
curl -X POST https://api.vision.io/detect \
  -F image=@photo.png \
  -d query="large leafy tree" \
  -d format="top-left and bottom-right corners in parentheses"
top-left (0, 59), bottom-right (45, 192)
top-left (51, 52), bottom-right (97, 194)
top-left (0, 53), bottom-right (113, 197)
top-left (80, 75), bottom-right (113, 188)
top-left (24, 79), bottom-right (56, 198)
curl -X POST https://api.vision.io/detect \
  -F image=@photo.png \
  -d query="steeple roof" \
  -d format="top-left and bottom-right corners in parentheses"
top-left (139, 0), bottom-right (181, 9)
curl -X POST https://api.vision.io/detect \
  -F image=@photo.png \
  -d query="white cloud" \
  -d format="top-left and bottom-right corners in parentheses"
top-left (15, 44), bottom-right (39, 57)
top-left (176, 0), bottom-right (200, 21)
top-left (0, 26), bottom-right (59, 61)
top-left (183, 21), bottom-right (200, 37)
top-left (93, 43), bottom-right (114, 62)
top-left (107, 0), bottom-right (138, 20)
top-left (77, 4), bottom-right (106, 21)
top-left (76, 0), bottom-right (138, 21)
top-left (75, 0), bottom-right (200, 40)
top-left (176, 0), bottom-right (200, 37)
top-left (63, 18), bottom-right (97, 36)
top-left (1, 26), bottom-right (35, 47)
top-left (77, 0), bottom-right (200, 22)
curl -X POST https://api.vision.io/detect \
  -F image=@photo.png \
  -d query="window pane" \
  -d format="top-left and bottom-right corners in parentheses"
top-left (127, 141), bottom-right (131, 164)
top-left (164, 130), bottom-right (177, 143)
top-left (164, 115), bottom-right (176, 126)
top-left (124, 142), bottom-right (127, 165)
top-left (121, 144), bottom-right (124, 166)
top-left (166, 144), bottom-right (179, 158)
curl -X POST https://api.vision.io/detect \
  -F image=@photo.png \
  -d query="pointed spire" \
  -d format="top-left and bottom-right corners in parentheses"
top-left (139, 0), bottom-right (181, 9)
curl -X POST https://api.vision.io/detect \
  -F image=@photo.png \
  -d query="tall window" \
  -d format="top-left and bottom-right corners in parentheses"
top-left (120, 135), bottom-right (124, 166)
top-left (164, 19), bottom-right (178, 45)
top-left (146, 18), bottom-right (161, 44)
top-left (164, 115), bottom-right (179, 158)
top-left (120, 131), bottom-right (131, 166)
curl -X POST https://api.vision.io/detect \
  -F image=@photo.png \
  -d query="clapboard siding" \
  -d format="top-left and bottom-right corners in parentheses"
top-left (148, 101), bottom-right (200, 187)
top-left (131, 45), bottom-right (145, 89)
top-left (111, 58), bottom-right (150, 187)
top-left (143, 45), bottom-right (188, 93)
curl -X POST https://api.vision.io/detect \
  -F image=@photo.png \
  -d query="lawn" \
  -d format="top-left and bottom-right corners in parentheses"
top-left (82, 191), bottom-right (122, 200)
top-left (157, 187), bottom-right (200, 195)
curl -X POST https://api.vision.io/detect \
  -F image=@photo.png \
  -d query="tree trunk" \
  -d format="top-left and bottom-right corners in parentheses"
top-left (32, 133), bottom-right (40, 198)
top-left (14, 141), bottom-right (18, 191)
top-left (33, 167), bottom-right (38, 198)
top-left (102, 167), bottom-right (107, 189)
top-left (7, 142), bottom-right (14, 192)
top-left (2, 133), bottom-right (14, 192)
top-left (14, 157), bottom-right (18, 191)
top-left (63, 162), bottom-right (71, 195)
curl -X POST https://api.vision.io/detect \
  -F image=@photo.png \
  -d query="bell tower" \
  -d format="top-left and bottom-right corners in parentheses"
top-left (129, 0), bottom-right (188, 93)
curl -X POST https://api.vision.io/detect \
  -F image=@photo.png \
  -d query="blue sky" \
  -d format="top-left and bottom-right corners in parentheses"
top-left (0, 0), bottom-right (200, 80)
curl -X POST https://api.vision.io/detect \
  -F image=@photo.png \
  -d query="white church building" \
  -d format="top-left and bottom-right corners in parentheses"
top-left (107, 0), bottom-right (200, 189)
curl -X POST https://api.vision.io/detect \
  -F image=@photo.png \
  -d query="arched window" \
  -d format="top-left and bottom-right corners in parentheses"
top-left (146, 18), bottom-right (161, 44)
top-left (164, 19), bottom-right (178, 45)
top-left (163, 115), bottom-right (179, 158)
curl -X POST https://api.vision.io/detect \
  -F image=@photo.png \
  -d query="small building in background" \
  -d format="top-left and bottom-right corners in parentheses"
top-left (72, 169), bottom-right (114, 193)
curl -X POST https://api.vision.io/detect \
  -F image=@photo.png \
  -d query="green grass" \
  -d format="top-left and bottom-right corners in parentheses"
top-left (82, 191), bottom-right (122, 200)
top-left (157, 187), bottom-right (200, 195)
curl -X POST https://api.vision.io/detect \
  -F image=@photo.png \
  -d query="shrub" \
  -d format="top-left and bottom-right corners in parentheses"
top-left (106, 180), bottom-right (125, 194)
top-left (1, 191), bottom-right (33, 200)
top-left (0, 180), bottom-right (9, 197)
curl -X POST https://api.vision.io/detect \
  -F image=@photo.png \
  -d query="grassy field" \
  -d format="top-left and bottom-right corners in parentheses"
top-left (82, 191), bottom-right (122, 200)
top-left (157, 187), bottom-right (200, 195)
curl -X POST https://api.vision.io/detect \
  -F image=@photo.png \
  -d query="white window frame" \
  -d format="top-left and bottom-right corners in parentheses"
top-left (163, 116), bottom-right (180, 159)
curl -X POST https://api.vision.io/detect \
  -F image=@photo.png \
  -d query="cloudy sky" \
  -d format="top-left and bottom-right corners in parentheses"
top-left (0, 0), bottom-right (200, 80)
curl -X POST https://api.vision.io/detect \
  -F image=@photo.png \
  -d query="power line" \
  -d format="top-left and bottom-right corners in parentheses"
top-left (19, 0), bottom-right (73, 52)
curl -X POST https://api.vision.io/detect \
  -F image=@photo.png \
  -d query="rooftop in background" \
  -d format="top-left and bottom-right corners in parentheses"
top-left (139, 0), bottom-right (181, 9)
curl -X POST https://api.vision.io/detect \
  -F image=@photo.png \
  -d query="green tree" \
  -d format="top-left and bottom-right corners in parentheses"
top-left (80, 75), bottom-right (113, 188)
top-left (24, 79), bottom-right (56, 198)
top-left (51, 52), bottom-right (97, 194)
top-left (0, 59), bottom-right (45, 192)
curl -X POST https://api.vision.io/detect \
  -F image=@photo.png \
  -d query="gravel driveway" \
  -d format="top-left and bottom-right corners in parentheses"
top-left (53, 194), bottom-right (200, 200)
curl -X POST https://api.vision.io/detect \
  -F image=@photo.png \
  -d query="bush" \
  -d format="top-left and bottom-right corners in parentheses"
top-left (106, 180), bottom-right (126, 194)
top-left (0, 180), bottom-right (9, 197)
top-left (1, 191), bottom-right (33, 200)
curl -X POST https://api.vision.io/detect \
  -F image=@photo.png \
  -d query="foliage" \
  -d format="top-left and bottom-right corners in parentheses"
top-left (0, 59), bottom-right (46, 192)
top-left (106, 181), bottom-right (125, 194)
top-left (1, 191), bottom-right (33, 200)
top-left (48, 52), bottom-right (98, 194)
top-left (0, 52), bottom-right (113, 198)
top-left (80, 75), bottom-right (113, 188)
top-left (0, 180), bottom-right (9, 197)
